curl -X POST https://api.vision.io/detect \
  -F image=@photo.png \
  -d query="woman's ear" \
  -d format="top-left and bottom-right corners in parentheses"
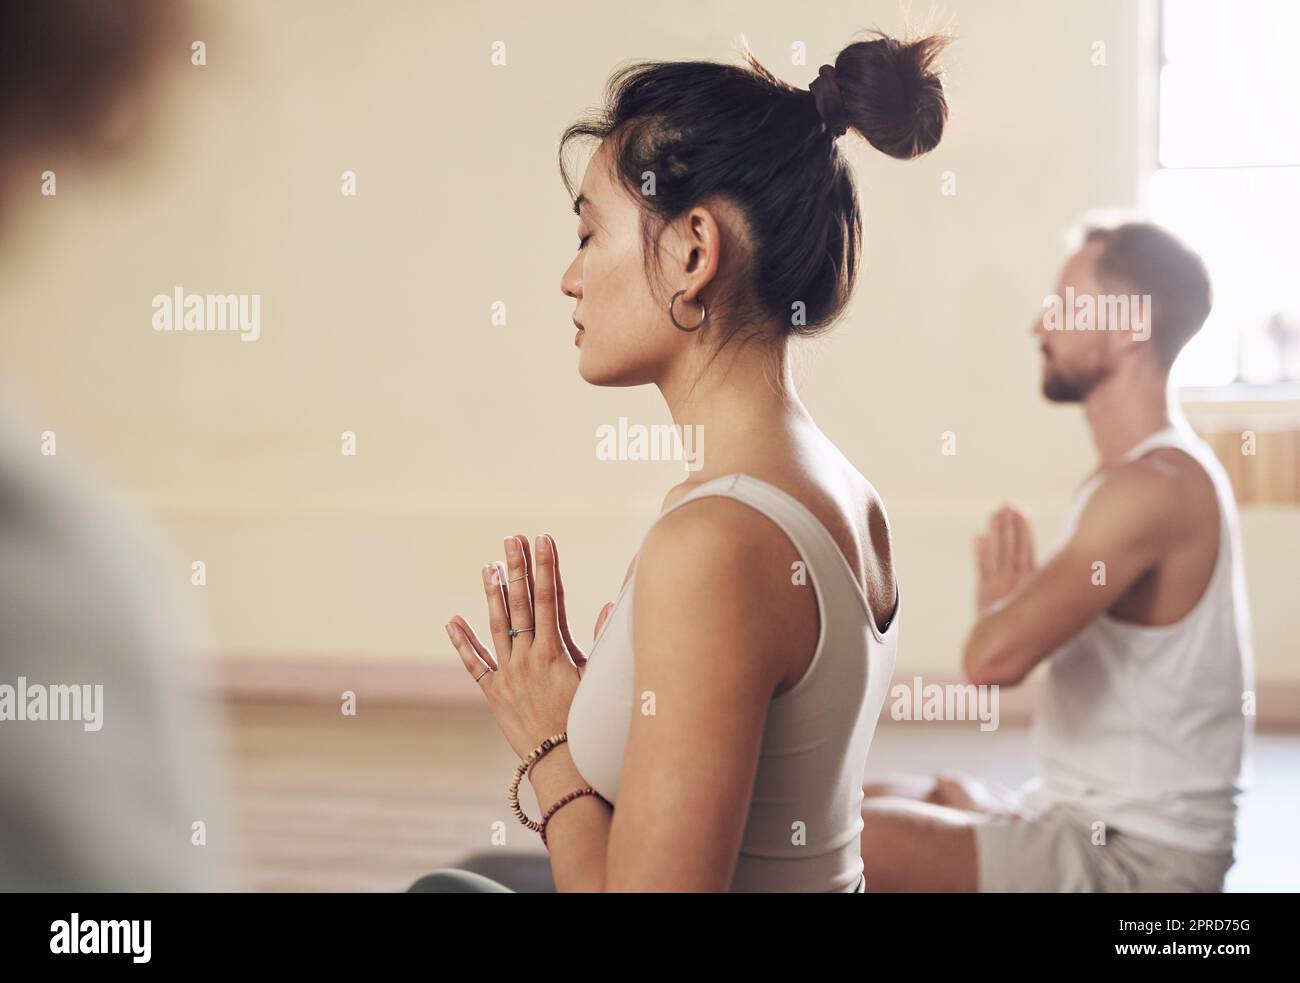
top-left (671, 204), bottom-right (723, 302)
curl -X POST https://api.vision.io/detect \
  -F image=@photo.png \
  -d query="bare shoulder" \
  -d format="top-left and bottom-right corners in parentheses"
top-left (646, 473), bottom-right (867, 579)
top-left (632, 496), bottom-right (802, 697)
top-left (1143, 445), bottom-right (1220, 537)
top-left (1079, 447), bottom-right (1218, 544)
top-left (1095, 447), bottom-right (1217, 512)
top-left (641, 493), bottom-right (794, 580)
top-left (613, 482), bottom-right (705, 588)
top-left (1144, 446), bottom-right (1219, 508)
top-left (646, 465), bottom-right (896, 625)
top-left (658, 481), bottom-right (698, 512)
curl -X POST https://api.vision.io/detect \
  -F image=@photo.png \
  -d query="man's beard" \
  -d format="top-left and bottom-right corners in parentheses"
top-left (1042, 362), bottom-right (1106, 403)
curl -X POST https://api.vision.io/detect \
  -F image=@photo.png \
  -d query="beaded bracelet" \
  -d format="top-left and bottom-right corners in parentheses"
top-left (540, 787), bottom-right (612, 848)
top-left (508, 731), bottom-right (569, 831)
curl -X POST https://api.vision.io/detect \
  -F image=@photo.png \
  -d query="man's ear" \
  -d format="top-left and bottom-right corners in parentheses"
top-left (1093, 285), bottom-right (1146, 358)
top-left (1128, 295), bottom-right (1153, 345)
top-left (1107, 322), bottom-right (1142, 368)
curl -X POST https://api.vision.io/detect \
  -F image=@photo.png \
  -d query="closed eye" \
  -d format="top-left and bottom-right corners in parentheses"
top-left (578, 234), bottom-right (592, 250)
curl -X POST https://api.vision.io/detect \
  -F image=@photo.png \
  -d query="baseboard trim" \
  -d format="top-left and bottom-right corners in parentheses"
top-left (208, 656), bottom-right (478, 704)
top-left (207, 656), bottom-right (1300, 730)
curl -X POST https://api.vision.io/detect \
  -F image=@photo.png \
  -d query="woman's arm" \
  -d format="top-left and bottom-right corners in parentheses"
top-left (527, 744), bottom-right (612, 891)
top-left (536, 498), bottom-right (798, 891)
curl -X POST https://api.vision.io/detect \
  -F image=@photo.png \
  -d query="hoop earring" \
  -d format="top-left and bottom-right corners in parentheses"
top-left (668, 289), bottom-right (707, 332)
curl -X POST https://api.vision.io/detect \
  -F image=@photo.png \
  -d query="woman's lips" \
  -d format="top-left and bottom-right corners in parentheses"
top-left (575, 326), bottom-right (584, 346)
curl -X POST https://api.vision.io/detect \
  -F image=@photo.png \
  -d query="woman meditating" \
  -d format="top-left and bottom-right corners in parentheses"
top-left (425, 28), bottom-right (947, 892)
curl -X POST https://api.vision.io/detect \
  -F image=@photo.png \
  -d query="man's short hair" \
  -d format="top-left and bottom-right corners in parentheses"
top-left (1079, 220), bottom-right (1213, 368)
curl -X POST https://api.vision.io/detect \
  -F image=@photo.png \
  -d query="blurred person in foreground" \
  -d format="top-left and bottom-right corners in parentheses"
top-left (0, 1), bottom-right (226, 891)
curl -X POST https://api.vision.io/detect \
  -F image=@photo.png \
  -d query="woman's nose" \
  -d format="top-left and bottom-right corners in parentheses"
top-left (560, 258), bottom-right (581, 299)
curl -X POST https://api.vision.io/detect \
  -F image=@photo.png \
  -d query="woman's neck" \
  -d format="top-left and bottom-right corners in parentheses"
top-left (655, 332), bottom-right (810, 484)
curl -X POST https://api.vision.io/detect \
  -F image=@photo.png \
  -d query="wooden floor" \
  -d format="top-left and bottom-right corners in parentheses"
top-left (220, 700), bottom-right (537, 892)
top-left (220, 699), bottom-right (1299, 892)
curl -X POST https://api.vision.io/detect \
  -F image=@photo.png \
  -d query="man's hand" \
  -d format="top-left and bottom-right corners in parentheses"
top-left (975, 506), bottom-right (1035, 612)
top-left (963, 450), bottom-right (1215, 687)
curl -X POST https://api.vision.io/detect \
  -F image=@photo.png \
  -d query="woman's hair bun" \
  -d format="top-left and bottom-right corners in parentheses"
top-left (832, 30), bottom-right (949, 159)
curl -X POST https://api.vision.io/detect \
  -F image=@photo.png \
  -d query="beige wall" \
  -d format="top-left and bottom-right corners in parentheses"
top-left (3, 0), bottom-right (1296, 681)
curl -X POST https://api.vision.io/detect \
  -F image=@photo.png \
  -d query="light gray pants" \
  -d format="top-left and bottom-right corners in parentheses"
top-left (974, 804), bottom-right (1235, 892)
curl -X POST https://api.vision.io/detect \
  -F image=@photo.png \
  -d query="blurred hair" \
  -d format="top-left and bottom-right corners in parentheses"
top-left (1081, 220), bottom-right (1213, 368)
top-left (0, 1), bottom-right (184, 205)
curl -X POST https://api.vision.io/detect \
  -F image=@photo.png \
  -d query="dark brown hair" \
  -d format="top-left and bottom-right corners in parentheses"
top-left (560, 30), bottom-right (949, 357)
top-left (1083, 221), bottom-right (1213, 368)
top-left (0, 1), bottom-right (183, 209)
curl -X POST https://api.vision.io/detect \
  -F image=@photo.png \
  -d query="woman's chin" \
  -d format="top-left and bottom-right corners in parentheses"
top-left (576, 352), bottom-right (602, 385)
top-left (578, 355), bottom-right (628, 387)
top-left (578, 363), bottom-right (614, 386)
top-left (576, 345), bottom-right (654, 387)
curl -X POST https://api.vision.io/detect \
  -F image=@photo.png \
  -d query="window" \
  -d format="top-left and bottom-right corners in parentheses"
top-left (1152, 0), bottom-right (1300, 392)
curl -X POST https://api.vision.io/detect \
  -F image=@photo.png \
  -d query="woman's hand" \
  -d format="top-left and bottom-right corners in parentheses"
top-left (593, 600), bottom-right (614, 643)
top-left (445, 533), bottom-right (594, 760)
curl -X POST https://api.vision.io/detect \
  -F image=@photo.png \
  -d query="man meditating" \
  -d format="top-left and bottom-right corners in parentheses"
top-left (859, 220), bottom-right (1254, 892)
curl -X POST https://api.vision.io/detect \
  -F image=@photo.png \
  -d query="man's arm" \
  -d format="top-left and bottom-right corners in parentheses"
top-left (963, 460), bottom-right (1198, 687)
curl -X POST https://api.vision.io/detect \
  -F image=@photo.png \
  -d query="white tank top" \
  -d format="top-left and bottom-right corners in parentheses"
top-left (566, 472), bottom-right (899, 892)
top-left (1022, 425), bottom-right (1256, 854)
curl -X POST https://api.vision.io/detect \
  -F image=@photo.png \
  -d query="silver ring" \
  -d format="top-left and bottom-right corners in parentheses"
top-left (508, 626), bottom-right (535, 638)
top-left (668, 289), bottom-right (707, 332)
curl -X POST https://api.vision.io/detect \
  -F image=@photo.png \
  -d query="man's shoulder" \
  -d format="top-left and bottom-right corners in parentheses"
top-left (1079, 446), bottom-right (1218, 544)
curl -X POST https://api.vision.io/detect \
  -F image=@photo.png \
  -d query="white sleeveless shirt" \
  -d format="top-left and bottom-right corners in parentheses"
top-left (1022, 425), bottom-right (1255, 854)
top-left (566, 473), bottom-right (899, 892)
